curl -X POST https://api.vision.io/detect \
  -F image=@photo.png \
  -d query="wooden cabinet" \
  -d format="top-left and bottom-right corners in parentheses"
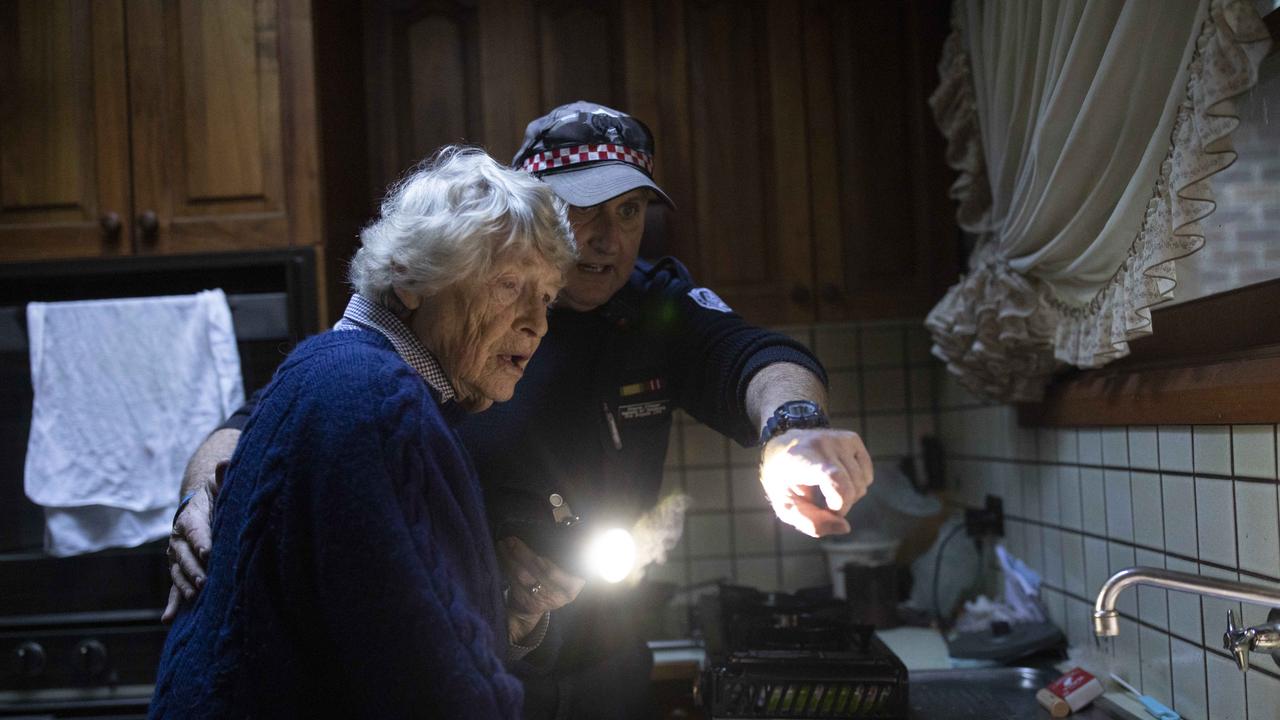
top-left (0, 1), bottom-right (131, 261)
top-left (801, 0), bottom-right (958, 322)
top-left (656, 0), bottom-right (958, 324)
top-left (652, 0), bottom-right (815, 325)
top-left (361, 0), bottom-right (659, 199)
top-left (0, 0), bottom-right (321, 263)
top-left (361, 0), bottom-right (957, 325)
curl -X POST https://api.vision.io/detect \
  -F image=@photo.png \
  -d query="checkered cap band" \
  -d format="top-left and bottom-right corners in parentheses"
top-left (520, 144), bottom-right (654, 175)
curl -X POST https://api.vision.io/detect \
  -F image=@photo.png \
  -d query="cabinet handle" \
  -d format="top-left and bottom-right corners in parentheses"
top-left (820, 283), bottom-right (843, 304)
top-left (790, 283), bottom-right (812, 306)
top-left (138, 210), bottom-right (159, 244)
top-left (99, 212), bottom-right (121, 241)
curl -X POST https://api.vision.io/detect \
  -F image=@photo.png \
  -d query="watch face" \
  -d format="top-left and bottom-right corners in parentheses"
top-left (781, 400), bottom-right (820, 420)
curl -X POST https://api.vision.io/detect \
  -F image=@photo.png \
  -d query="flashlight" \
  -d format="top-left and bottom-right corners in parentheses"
top-left (497, 492), bottom-right (636, 583)
top-left (583, 527), bottom-right (637, 583)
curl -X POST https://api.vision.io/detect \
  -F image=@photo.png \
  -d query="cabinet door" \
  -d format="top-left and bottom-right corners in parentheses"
top-left (804, 0), bottom-right (957, 322)
top-left (363, 0), bottom-right (485, 198)
top-left (126, 0), bottom-right (314, 254)
top-left (0, 1), bottom-right (132, 261)
top-left (363, 0), bottom-right (659, 194)
top-left (654, 0), bottom-right (814, 326)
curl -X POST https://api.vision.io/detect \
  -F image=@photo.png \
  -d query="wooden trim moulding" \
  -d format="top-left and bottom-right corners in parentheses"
top-left (1020, 277), bottom-right (1280, 427)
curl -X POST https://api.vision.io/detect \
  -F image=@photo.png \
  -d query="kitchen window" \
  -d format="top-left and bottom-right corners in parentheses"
top-left (1029, 10), bottom-right (1280, 427)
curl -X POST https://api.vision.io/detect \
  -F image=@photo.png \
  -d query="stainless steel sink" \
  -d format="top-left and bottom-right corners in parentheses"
top-left (908, 667), bottom-right (1140, 719)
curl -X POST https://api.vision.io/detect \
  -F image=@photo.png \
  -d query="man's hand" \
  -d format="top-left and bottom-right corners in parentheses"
top-left (161, 427), bottom-right (240, 623)
top-left (161, 462), bottom-right (222, 622)
top-left (760, 428), bottom-right (874, 538)
top-left (497, 536), bottom-right (585, 645)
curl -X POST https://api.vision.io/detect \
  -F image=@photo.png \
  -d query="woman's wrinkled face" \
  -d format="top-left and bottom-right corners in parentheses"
top-left (401, 250), bottom-right (564, 413)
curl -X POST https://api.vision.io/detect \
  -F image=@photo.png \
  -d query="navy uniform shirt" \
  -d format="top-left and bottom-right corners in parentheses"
top-left (461, 256), bottom-right (825, 536)
top-left (457, 258), bottom-right (825, 719)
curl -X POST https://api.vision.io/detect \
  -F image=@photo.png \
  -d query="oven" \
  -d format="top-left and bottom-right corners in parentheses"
top-left (696, 585), bottom-right (910, 719)
top-left (0, 250), bottom-right (318, 717)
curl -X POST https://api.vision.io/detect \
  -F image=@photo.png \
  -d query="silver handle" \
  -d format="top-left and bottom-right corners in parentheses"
top-left (1225, 610), bottom-right (1253, 671)
top-left (1224, 609), bottom-right (1280, 672)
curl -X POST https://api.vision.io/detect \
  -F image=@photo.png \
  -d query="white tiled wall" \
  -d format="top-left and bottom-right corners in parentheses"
top-left (940, 378), bottom-right (1280, 720)
top-left (646, 320), bottom-right (935, 602)
top-left (645, 315), bottom-right (1280, 719)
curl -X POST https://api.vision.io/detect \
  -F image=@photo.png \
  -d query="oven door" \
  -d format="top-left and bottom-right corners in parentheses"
top-left (0, 250), bottom-right (318, 718)
top-left (0, 545), bottom-right (167, 718)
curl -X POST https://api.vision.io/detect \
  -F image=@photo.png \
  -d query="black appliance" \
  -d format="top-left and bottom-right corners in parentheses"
top-left (0, 250), bottom-right (318, 718)
top-left (697, 585), bottom-right (909, 719)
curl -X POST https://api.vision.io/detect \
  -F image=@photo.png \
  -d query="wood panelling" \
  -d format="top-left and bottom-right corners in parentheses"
top-left (685, 2), bottom-right (770, 287)
top-left (276, 0), bottom-right (322, 252)
top-left (364, 0), bottom-right (481, 195)
top-left (0, 0), bottom-right (132, 260)
top-left (661, 0), bottom-right (814, 325)
top-left (763, 0), bottom-right (816, 325)
top-left (366, 0), bottom-right (656, 191)
top-left (407, 16), bottom-right (470, 152)
top-left (129, 0), bottom-right (289, 253)
top-left (312, 0), bottom-right (369, 323)
top-left (537, 1), bottom-right (616, 111)
top-left (3, 1), bottom-right (83, 211)
top-left (477, 0), bottom-right (541, 168)
top-left (1025, 351), bottom-right (1280, 426)
top-left (359, 0), bottom-right (957, 324)
top-left (178, 0), bottom-right (266, 200)
top-left (655, 0), bottom-right (954, 324)
top-left (805, 0), bottom-right (956, 322)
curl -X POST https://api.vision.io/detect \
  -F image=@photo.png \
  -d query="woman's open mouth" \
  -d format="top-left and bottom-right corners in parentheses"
top-left (577, 263), bottom-right (611, 274)
top-left (499, 354), bottom-right (529, 373)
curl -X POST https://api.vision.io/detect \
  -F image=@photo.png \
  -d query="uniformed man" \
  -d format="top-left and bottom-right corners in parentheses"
top-left (165, 102), bottom-right (874, 719)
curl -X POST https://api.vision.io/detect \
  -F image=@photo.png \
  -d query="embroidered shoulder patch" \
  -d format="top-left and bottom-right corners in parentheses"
top-left (688, 287), bottom-right (732, 313)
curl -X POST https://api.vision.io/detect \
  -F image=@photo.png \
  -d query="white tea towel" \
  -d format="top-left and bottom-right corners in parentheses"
top-left (24, 290), bottom-right (243, 556)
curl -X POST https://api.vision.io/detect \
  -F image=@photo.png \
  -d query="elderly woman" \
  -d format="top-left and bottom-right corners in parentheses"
top-left (148, 147), bottom-right (576, 719)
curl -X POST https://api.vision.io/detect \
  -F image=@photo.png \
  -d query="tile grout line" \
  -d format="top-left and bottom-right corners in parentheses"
top-left (1189, 426), bottom-right (1213, 718)
top-left (1234, 426), bottom-right (1251, 717)
top-left (1125, 431), bottom-right (1137, 626)
top-left (945, 505), bottom-right (1280, 586)
top-left (941, 452), bottom-right (1279, 486)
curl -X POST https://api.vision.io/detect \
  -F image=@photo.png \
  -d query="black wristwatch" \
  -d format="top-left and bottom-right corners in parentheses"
top-left (759, 400), bottom-right (829, 445)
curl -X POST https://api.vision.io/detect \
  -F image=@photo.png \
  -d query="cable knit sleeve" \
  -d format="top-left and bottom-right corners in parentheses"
top-left (285, 360), bottom-right (522, 719)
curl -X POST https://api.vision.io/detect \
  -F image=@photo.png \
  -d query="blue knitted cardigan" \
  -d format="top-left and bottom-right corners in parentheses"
top-left (149, 330), bottom-right (522, 719)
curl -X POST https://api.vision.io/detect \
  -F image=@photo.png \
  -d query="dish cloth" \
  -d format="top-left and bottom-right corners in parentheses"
top-left (24, 290), bottom-right (243, 556)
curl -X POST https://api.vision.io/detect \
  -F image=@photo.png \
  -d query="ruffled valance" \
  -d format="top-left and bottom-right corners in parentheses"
top-left (925, 0), bottom-right (1272, 402)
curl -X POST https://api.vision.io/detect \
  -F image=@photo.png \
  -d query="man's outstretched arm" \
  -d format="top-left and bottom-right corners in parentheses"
top-left (745, 363), bottom-right (874, 538)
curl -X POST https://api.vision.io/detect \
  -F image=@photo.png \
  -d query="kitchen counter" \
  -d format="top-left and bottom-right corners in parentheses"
top-left (878, 627), bottom-right (1146, 719)
top-left (649, 633), bottom-right (1145, 719)
top-left (910, 667), bottom-right (1140, 720)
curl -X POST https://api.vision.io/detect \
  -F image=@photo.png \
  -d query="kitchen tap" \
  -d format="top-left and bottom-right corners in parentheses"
top-left (1093, 566), bottom-right (1280, 672)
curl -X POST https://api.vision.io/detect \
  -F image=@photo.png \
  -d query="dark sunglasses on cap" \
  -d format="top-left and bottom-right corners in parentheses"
top-left (514, 103), bottom-right (657, 178)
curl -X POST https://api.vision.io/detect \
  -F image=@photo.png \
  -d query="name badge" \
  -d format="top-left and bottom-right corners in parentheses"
top-left (618, 399), bottom-right (670, 420)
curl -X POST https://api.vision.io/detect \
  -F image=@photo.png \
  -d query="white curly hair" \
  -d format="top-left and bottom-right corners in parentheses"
top-left (349, 146), bottom-right (576, 304)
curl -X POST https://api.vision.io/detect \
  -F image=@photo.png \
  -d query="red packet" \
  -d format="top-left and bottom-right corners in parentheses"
top-left (1041, 667), bottom-right (1105, 715)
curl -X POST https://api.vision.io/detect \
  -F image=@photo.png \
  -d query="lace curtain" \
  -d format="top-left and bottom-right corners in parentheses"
top-left (925, 0), bottom-right (1272, 402)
